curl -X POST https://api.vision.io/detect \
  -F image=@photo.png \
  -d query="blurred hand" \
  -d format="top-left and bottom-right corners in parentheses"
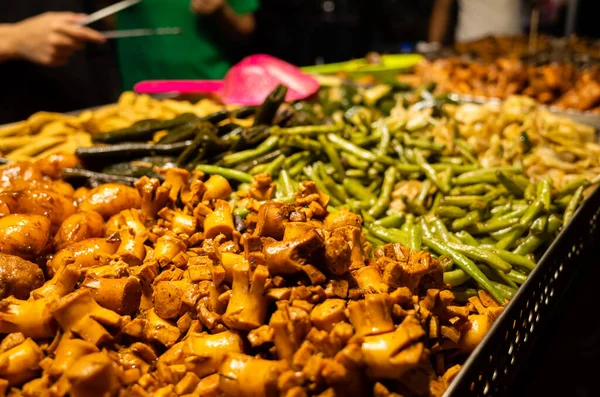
top-left (190, 0), bottom-right (225, 15)
top-left (13, 12), bottom-right (105, 66)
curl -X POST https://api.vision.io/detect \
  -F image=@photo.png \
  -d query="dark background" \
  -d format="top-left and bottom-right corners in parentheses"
top-left (509, 243), bottom-right (600, 397)
top-left (2, 0), bottom-right (600, 123)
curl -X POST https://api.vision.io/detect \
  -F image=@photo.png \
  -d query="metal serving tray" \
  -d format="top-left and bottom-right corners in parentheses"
top-left (445, 185), bottom-right (600, 396)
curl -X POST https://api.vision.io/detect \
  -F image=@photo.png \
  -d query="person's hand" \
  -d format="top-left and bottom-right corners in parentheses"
top-left (13, 12), bottom-right (105, 66)
top-left (190, 0), bottom-right (225, 15)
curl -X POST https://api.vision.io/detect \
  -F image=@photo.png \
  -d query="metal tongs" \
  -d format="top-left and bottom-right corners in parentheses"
top-left (81, 0), bottom-right (182, 39)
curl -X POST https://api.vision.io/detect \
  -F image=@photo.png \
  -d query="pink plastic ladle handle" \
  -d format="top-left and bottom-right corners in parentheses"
top-left (134, 80), bottom-right (225, 94)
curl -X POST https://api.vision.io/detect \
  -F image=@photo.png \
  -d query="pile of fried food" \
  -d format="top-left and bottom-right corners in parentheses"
top-left (0, 156), bottom-right (503, 397)
top-left (0, 93), bottom-right (225, 162)
top-left (453, 35), bottom-right (600, 60)
top-left (401, 58), bottom-right (600, 112)
top-left (423, 95), bottom-right (600, 187)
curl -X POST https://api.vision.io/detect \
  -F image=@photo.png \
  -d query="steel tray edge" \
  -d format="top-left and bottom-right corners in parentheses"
top-left (444, 185), bottom-right (600, 396)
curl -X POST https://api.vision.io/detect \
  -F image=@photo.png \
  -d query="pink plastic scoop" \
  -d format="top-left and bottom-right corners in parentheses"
top-left (134, 54), bottom-right (320, 106)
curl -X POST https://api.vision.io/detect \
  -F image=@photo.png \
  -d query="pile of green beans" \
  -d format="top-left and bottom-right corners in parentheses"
top-left (194, 84), bottom-right (598, 304)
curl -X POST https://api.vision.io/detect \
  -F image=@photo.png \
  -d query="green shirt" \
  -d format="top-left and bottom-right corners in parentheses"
top-left (117, 0), bottom-right (259, 90)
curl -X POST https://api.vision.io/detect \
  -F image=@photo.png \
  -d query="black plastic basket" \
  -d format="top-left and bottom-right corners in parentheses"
top-left (444, 185), bottom-right (600, 396)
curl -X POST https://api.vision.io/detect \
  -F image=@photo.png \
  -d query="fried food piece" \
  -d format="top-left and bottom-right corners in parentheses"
top-left (0, 190), bottom-right (75, 228)
top-left (0, 338), bottom-right (45, 386)
top-left (0, 214), bottom-right (51, 259)
top-left (48, 238), bottom-right (119, 274)
top-left (218, 353), bottom-right (289, 397)
top-left (79, 184), bottom-right (141, 219)
top-left (0, 253), bottom-right (44, 299)
top-left (54, 211), bottom-right (105, 251)
top-left (33, 153), bottom-right (79, 179)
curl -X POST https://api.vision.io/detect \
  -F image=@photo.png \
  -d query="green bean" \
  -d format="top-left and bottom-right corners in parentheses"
top-left (401, 214), bottom-right (414, 233)
top-left (345, 169), bottom-right (367, 178)
top-left (439, 255), bottom-right (454, 271)
top-left (452, 287), bottom-right (479, 302)
top-left (283, 151), bottom-right (311, 168)
top-left (254, 84), bottom-right (287, 126)
top-left (395, 164), bottom-right (421, 174)
top-left (455, 142), bottom-right (479, 165)
top-left (376, 120), bottom-right (391, 157)
top-left (440, 156), bottom-right (465, 165)
top-left (404, 197), bottom-right (427, 216)
top-left (470, 218), bottom-right (519, 234)
top-left (279, 169), bottom-right (296, 197)
top-left (367, 178), bottom-right (382, 193)
top-left (455, 230), bottom-right (479, 246)
top-left (451, 164), bottom-right (479, 174)
top-left (343, 178), bottom-right (376, 201)
top-left (519, 199), bottom-right (544, 227)
top-left (264, 154), bottom-right (286, 177)
top-left (539, 177), bottom-right (552, 211)
top-left (271, 123), bottom-right (344, 136)
top-left (365, 231), bottom-right (386, 247)
top-left (414, 149), bottom-right (450, 193)
top-left (444, 269), bottom-right (471, 286)
top-left (483, 188), bottom-right (506, 203)
top-left (507, 269), bottom-right (528, 285)
top-left (304, 165), bottom-right (342, 206)
top-left (492, 206), bottom-right (527, 221)
top-left (547, 214), bottom-right (563, 234)
top-left (373, 214), bottom-right (405, 228)
top-left (431, 192), bottom-right (443, 211)
top-left (495, 226), bottom-right (527, 250)
top-left (563, 185), bottom-right (584, 225)
top-left (557, 177), bottom-right (589, 198)
top-left (512, 233), bottom-right (549, 256)
top-left (453, 167), bottom-right (518, 185)
top-left (249, 164), bottom-right (269, 175)
top-left (288, 157), bottom-right (312, 178)
top-left (320, 173), bottom-right (349, 204)
top-left (233, 206), bottom-right (250, 218)
top-left (281, 136), bottom-right (322, 151)
top-left (343, 153), bottom-right (370, 169)
top-left (456, 183), bottom-right (493, 196)
top-left (452, 211), bottom-right (481, 231)
top-left (531, 215), bottom-right (548, 235)
top-left (494, 198), bottom-right (543, 249)
top-left (496, 171), bottom-right (524, 196)
top-left (367, 167), bottom-right (396, 218)
top-left (491, 282), bottom-right (517, 299)
top-left (416, 179), bottom-right (433, 205)
top-left (490, 202), bottom-right (513, 216)
top-left (222, 136), bottom-right (279, 166)
top-left (427, 215), bottom-right (462, 244)
top-left (421, 221), bottom-right (505, 303)
top-left (404, 135), bottom-right (445, 152)
top-left (327, 133), bottom-right (377, 162)
top-left (447, 243), bottom-right (512, 273)
top-left (524, 183), bottom-right (537, 201)
top-left (441, 195), bottom-right (486, 207)
top-left (317, 135), bottom-right (345, 182)
top-left (469, 200), bottom-right (489, 211)
top-left (479, 245), bottom-right (536, 271)
top-left (195, 165), bottom-right (253, 183)
top-left (368, 225), bottom-right (410, 245)
top-left (479, 265), bottom-right (518, 289)
top-left (235, 149), bottom-right (287, 173)
top-left (556, 194), bottom-right (573, 208)
top-left (408, 223), bottom-right (422, 251)
top-left (435, 206), bottom-right (468, 219)
top-left (355, 133), bottom-right (381, 147)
